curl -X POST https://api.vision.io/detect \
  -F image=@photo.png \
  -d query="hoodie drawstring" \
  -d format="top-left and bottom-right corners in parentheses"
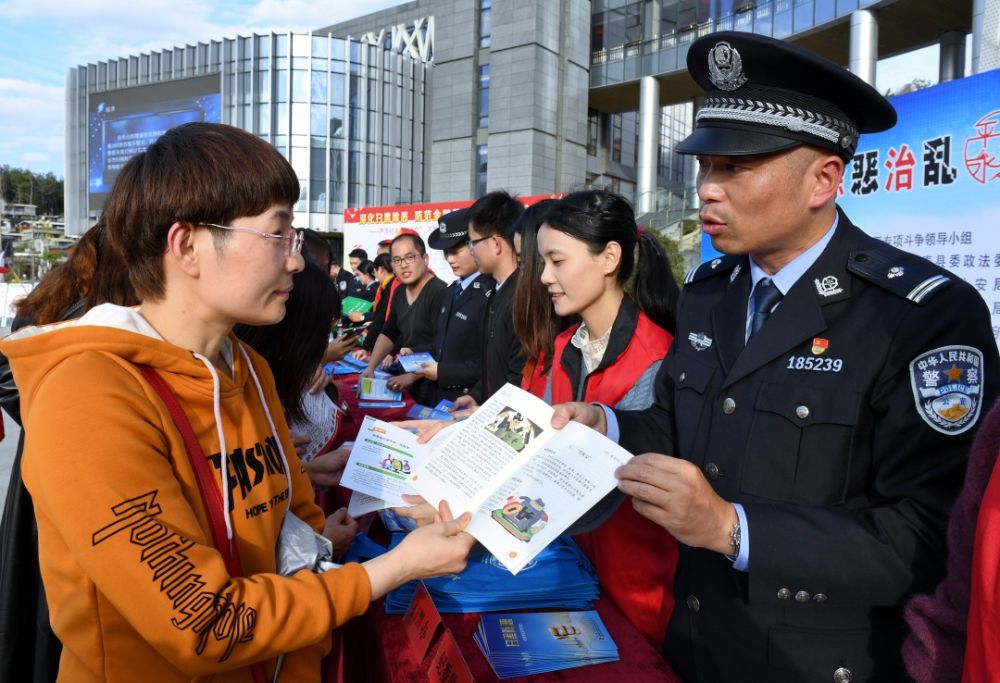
top-left (192, 352), bottom-right (234, 556)
top-left (238, 344), bottom-right (293, 515)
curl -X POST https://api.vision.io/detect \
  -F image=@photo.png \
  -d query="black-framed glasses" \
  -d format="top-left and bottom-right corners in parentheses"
top-left (198, 223), bottom-right (303, 257)
top-left (391, 253), bottom-right (420, 267)
top-left (466, 235), bottom-right (493, 250)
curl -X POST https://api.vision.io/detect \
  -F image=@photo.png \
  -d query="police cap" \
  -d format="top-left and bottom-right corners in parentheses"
top-left (428, 207), bottom-right (470, 250)
top-left (676, 31), bottom-right (896, 160)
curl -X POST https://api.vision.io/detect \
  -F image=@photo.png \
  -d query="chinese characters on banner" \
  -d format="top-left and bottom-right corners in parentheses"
top-left (343, 195), bottom-right (561, 284)
top-left (839, 68), bottom-right (1000, 339)
top-left (343, 200), bottom-right (475, 279)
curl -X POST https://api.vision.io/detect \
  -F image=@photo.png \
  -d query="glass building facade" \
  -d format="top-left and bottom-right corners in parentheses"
top-left (590, 0), bottom-right (881, 86)
top-left (65, 32), bottom-right (430, 235)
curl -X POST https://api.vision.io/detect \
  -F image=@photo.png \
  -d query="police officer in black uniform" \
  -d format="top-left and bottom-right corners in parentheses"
top-left (555, 32), bottom-right (1000, 682)
top-left (410, 207), bottom-right (494, 405)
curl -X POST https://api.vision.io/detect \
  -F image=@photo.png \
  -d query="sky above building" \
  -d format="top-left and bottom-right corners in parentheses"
top-left (0, 0), bottom-right (946, 179)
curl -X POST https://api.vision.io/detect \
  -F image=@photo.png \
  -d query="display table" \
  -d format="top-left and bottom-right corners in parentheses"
top-left (332, 375), bottom-right (417, 443)
top-left (335, 596), bottom-right (680, 682)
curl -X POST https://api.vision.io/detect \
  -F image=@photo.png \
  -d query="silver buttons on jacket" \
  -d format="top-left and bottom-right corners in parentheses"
top-left (833, 667), bottom-right (853, 683)
top-left (686, 595), bottom-right (701, 612)
top-left (777, 588), bottom-right (792, 600)
top-left (794, 590), bottom-right (811, 603)
top-left (796, 404), bottom-right (810, 419)
top-left (704, 462), bottom-right (721, 480)
top-left (722, 397), bottom-right (736, 414)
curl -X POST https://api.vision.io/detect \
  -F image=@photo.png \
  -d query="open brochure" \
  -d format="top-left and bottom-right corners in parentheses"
top-left (342, 383), bottom-right (633, 574)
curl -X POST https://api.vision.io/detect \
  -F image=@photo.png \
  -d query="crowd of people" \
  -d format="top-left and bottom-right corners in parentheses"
top-left (0, 29), bottom-right (999, 683)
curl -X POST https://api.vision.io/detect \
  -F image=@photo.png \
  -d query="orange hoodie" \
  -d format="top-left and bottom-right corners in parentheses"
top-left (1, 304), bottom-right (371, 682)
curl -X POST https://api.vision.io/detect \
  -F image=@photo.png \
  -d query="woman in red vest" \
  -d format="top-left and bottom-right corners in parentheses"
top-left (537, 189), bottom-right (680, 648)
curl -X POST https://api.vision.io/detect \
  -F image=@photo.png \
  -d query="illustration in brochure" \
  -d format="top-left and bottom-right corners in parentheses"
top-left (407, 383), bottom-right (634, 574)
top-left (341, 416), bottom-right (424, 513)
top-left (491, 495), bottom-right (549, 542)
top-left (484, 408), bottom-right (543, 453)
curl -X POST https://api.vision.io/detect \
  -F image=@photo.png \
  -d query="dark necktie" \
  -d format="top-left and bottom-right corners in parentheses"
top-left (443, 284), bottom-right (463, 334)
top-left (748, 277), bottom-right (783, 341)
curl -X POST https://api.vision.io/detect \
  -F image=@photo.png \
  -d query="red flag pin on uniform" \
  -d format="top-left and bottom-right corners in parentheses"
top-left (812, 337), bottom-right (829, 355)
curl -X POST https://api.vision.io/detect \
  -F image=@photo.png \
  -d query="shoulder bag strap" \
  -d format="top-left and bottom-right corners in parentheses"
top-left (137, 365), bottom-right (268, 683)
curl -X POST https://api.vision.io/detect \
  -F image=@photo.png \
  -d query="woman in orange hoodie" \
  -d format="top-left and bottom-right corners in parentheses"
top-left (0, 122), bottom-right (473, 683)
top-left (537, 190), bottom-right (680, 648)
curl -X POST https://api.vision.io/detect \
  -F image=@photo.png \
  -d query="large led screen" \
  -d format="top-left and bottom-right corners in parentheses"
top-left (88, 75), bottom-right (221, 210)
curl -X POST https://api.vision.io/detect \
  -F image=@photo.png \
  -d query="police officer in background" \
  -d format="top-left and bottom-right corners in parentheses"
top-left (554, 32), bottom-right (1000, 681)
top-left (410, 208), bottom-right (494, 404)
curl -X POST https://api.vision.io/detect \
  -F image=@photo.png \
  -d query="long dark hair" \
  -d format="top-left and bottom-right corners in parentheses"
top-left (235, 262), bottom-right (340, 422)
top-left (16, 221), bottom-right (138, 325)
top-left (541, 190), bottom-right (679, 334)
top-left (511, 199), bottom-right (572, 372)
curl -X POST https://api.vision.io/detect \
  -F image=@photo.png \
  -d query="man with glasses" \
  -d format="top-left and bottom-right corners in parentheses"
top-left (362, 232), bottom-right (447, 384)
top-left (457, 191), bottom-right (524, 406)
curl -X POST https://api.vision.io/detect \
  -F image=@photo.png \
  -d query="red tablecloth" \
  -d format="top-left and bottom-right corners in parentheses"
top-left (332, 375), bottom-right (417, 443)
top-left (333, 596), bottom-right (681, 683)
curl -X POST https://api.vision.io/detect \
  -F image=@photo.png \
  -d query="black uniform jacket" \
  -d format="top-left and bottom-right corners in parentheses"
top-left (471, 271), bottom-right (526, 403)
top-left (412, 273), bottom-right (495, 403)
top-left (616, 209), bottom-right (1000, 682)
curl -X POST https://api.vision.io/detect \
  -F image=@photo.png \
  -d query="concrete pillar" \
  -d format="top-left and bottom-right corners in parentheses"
top-left (939, 30), bottom-right (966, 82)
top-left (636, 75), bottom-right (660, 216)
top-left (972, 0), bottom-right (1000, 74)
top-left (849, 9), bottom-right (878, 85)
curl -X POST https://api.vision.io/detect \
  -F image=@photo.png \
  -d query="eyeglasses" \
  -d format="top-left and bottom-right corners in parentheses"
top-left (467, 235), bottom-right (493, 250)
top-left (391, 253), bottom-right (420, 267)
top-left (198, 223), bottom-right (303, 257)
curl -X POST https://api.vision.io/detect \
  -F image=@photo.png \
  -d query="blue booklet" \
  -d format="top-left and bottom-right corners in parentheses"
top-left (405, 404), bottom-right (453, 420)
top-left (397, 351), bottom-right (435, 373)
top-left (474, 610), bottom-right (619, 678)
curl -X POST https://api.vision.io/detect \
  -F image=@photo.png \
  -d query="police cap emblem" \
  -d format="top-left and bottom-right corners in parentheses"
top-left (707, 41), bottom-right (748, 92)
top-left (910, 345), bottom-right (984, 435)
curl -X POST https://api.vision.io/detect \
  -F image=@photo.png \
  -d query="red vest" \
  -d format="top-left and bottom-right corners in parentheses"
top-left (550, 309), bottom-right (678, 648)
top-left (963, 447), bottom-right (1000, 682)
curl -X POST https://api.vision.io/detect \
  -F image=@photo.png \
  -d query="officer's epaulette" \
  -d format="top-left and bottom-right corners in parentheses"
top-left (846, 246), bottom-right (952, 305)
top-left (683, 254), bottom-right (742, 286)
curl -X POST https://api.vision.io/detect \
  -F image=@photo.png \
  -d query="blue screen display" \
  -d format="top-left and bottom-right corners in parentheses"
top-left (88, 75), bottom-right (221, 210)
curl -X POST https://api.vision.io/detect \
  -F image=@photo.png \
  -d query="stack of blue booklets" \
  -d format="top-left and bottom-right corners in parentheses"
top-left (344, 532), bottom-right (600, 614)
top-left (329, 355), bottom-right (394, 380)
top-left (474, 610), bottom-right (619, 678)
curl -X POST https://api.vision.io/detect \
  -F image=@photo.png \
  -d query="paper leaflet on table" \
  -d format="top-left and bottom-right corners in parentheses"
top-left (474, 610), bottom-right (618, 677)
top-left (358, 377), bottom-right (402, 401)
top-left (409, 383), bottom-right (633, 575)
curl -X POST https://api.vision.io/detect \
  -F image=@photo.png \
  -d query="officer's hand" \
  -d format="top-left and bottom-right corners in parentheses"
top-left (392, 418), bottom-right (452, 444)
top-left (415, 361), bottom-right (438, 381)
top-left (616, 453), bottom-right (738, 555)
top-left (388, 372), bottom-right (418, 391)
top-left (550, 401), bottom-right (607, 435)
top-left (451, 395), bottom-right (479, 418)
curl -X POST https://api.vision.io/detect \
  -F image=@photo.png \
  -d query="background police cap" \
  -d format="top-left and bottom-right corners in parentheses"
top-left (676, 31), bottom-right (896, 160)
top-left (428, 207), bottom-right (470, 250)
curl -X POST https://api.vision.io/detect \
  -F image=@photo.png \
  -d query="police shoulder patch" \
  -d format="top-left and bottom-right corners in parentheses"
top-left (847, 247), bottom-right (952, 305)
top-left (909, 345), bottom-right (984, 435)
top-left (684, 254), bottom-right (743, 286)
